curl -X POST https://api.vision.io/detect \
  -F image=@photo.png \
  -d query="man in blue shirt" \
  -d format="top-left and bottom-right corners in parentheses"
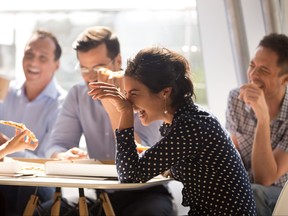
top-left (0, 30), bottom-right (67, 215)
top-left (44, 26), bottom-right (175, 216)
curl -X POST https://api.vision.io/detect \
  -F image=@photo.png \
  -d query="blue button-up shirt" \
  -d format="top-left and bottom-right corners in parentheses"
top-left (0, 78), bottom-right (67, 158)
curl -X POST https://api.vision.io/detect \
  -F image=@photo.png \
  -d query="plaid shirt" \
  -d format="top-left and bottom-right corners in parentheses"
top-left (226, 87), bottom-right (288, 187)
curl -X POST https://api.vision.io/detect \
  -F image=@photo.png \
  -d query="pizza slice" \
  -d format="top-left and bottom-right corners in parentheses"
top-left (0, 120), bottom-right (38, 142)
top-left (136, 143), bottom-right (150, 153)
top-left (100, 68), bottom-right (124, 79)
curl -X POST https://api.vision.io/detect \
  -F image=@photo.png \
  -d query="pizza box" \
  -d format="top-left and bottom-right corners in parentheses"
top-left (12, 157), bottom-right (58, 164)
top-left (45, 159), bottom-right (118, 177)
top-left (0, 160), bottom-right (21, 174)
top-left (0, 157), bottom-right (47, 175)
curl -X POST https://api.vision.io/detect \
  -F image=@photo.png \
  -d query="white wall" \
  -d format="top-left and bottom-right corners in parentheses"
top-left (241, 0), bottom-right (266, 57)
top-left (197, 0), bottom-right (266, 125)
top-left (197, 0), bottom-right (237, 125)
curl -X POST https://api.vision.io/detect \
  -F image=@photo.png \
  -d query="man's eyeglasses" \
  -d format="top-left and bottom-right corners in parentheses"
top-left (75, 59), bottom-right (114, 74)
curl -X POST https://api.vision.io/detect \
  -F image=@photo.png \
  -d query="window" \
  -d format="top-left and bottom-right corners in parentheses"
top-left (0, 0), bottom-right (207, 105)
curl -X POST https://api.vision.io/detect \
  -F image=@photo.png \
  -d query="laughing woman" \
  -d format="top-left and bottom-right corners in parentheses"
top-left (88, 47), bottom-right (256, 215)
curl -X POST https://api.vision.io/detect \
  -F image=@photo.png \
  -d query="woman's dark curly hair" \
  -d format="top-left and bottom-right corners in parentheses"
top-left (125, 46), bottom-right (195, 108)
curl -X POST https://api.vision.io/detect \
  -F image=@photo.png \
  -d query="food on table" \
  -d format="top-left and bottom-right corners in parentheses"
top-left (136, 144), bottom-right (150, 153)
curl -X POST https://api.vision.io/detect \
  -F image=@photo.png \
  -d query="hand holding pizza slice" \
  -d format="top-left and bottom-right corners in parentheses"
top-left (0, 120), bottom-right (38, 142)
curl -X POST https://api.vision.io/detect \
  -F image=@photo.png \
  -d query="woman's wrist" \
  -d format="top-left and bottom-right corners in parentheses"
top-left (119, 109), bottom-right (134, 130)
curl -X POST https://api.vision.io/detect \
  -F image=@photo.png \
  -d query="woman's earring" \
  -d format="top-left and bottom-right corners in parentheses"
top-left (164, 96), bottom-right (168, 114)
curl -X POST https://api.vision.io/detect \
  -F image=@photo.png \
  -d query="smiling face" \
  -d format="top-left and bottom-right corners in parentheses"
top-left (124, 76), bottom-right (168, 126)
top-left (22, 36), bottom-right (59, 88)
top-left (247, 46), bottom-right (288, 101)
top-left (77, 43), bottom-right (121, 85)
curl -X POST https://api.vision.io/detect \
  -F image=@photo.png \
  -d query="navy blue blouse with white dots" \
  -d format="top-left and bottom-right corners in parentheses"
top-left (116, 98), bottom-right (256, 216)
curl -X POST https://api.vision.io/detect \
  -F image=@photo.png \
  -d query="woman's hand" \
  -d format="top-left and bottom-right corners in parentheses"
top-left (0, 129), bottom-right (38, 158)
top-left (10, 129), bottom-right (38, 151)
top-left (88, 82), bottom-right (133, 113)
top-left (88, 81), bottom-right (134, 130)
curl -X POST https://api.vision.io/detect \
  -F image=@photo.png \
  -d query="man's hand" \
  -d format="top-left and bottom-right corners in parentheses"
top-left (238, 83), bottom-right (269, 121)
top-left (52, 147), bottom-right (88, 160)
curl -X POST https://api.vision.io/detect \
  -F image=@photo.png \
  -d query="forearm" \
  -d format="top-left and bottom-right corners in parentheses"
top-left (101, 100), bottom-right (121, 131)
top-left (252, 118), bottom-right (277, 185)
top-left (101, 100), bottom-right (141, 143)
top-left (119, 109), bottom-right (134, 131)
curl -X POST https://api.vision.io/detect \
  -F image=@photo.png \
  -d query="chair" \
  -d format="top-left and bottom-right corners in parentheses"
top-left (272, 181), bottom-right (288, 215)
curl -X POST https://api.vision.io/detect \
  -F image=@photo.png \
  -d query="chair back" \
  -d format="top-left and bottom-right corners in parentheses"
top-left (273, 181), bottom-right (288, 215)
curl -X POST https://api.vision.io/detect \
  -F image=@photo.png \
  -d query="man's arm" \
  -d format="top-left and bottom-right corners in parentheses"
top-left (239, 83), bottom-right (288, 185)
top-left (232, 121), bottom-right (288, 186)
top-left (252, 115), bottom-right (288, 185)
top-left (46, 87), bottom-right (85, 158)
top-left (251, 114), bottom-right (276, 185)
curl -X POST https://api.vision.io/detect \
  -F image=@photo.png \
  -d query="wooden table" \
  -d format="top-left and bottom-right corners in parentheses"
top-left (0, 174), bottom-right (171, 216)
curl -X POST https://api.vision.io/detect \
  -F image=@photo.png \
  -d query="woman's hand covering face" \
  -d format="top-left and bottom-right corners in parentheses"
top-left (88, 81), bottom-right (132, 113)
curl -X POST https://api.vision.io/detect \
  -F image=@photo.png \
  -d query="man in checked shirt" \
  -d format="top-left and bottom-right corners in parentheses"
top-left (226, 33), bottom-right (288, 216)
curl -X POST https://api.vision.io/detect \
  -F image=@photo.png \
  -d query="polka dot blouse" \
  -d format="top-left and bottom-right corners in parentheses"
top-left (116, 98), bottom-right (256, 216)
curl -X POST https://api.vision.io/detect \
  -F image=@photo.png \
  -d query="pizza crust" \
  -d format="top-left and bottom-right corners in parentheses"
top-left (0, 120), bottom-right (38, 142)
top-left (100, 68), bottom-right (124, 79)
